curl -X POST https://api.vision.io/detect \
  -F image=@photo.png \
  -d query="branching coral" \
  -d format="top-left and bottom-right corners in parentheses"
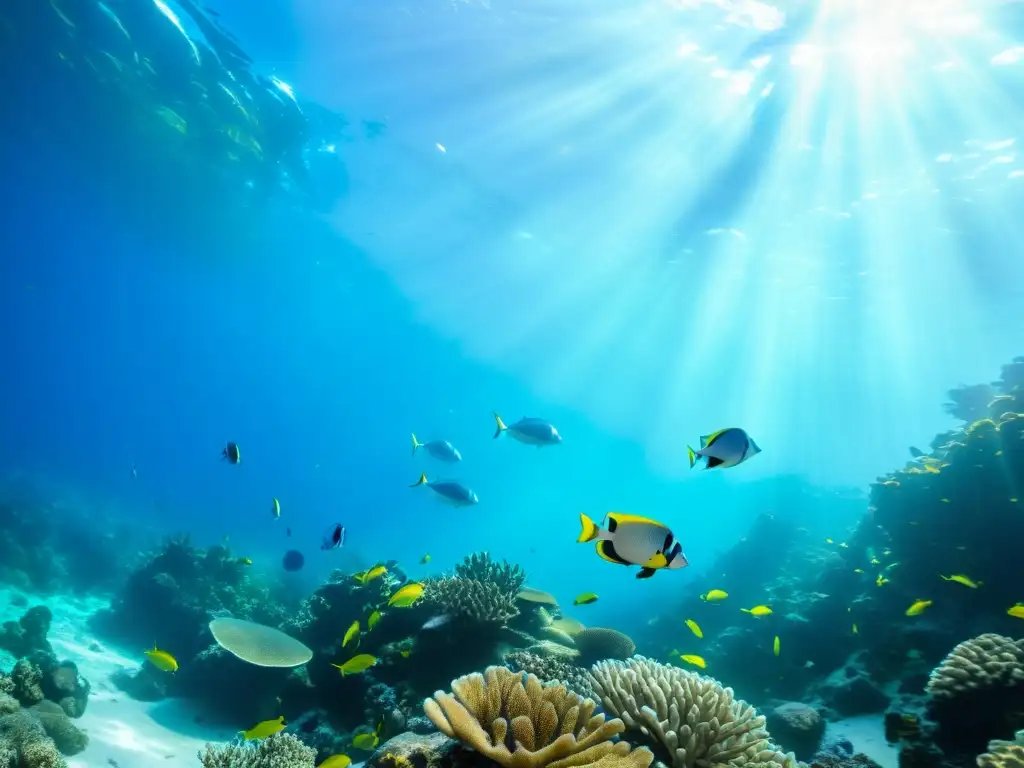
top-left (198, 733), bottom-right (316, 767)
top-left (978, 730), bottom-right (1024, 768)
top-left (505, 651), bottom-right (594, 699)
top-left (589, 657), bottom-right (798, 768)
top-left (423, 665), bottom-right (653, 768)
top-left (423, 577), bottom-right (520, 624)
top-left (926, 634), bottom-right (1024, 700)
top-left (456, 553), bottom-right (526, 594)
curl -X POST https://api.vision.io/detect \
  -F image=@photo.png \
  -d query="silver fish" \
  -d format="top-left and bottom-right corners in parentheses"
top-left (409, 473), bottom-right (479, 507)
top-left (411, 433), bottom-right (462, 463)
top-left (493, 413), bottom-right (562, 446)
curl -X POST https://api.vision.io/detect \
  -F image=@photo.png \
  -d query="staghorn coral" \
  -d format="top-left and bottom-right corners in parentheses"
top-left (589, 656), bottom-right (798, 768)
top-left (423, 665), bottom-right (653, 768)
top-left (456, 553), bottom-right (526, 594)
top-left (574, 630), bottom-right (636, 666)
top-left (424, 577), bottom-right (520, 624)
top-left (198, 732), bottom-right (316, 767)
top-left (925, 634), bottom-right (1024, 699)
top-left (505, 651), bottom-right (594, 698)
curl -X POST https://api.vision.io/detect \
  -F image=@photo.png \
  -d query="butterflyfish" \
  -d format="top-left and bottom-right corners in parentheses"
top-left (686, 428), bottom-right (760, 470)
top-left (577, 512), bottom-right (689, 579)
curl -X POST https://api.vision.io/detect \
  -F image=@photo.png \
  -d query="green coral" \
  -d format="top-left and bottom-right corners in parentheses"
top-left (198, 733), bottom-right (316, 768)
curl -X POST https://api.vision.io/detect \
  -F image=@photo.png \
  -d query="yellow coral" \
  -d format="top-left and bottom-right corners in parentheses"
top-left (423, 666), bottom-right (652, 768)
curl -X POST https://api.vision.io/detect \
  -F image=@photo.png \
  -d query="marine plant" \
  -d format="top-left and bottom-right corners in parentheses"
top-left (589, 656), bottom-right (799, 768)
top-left (423, 665), bottom-right (653, 768)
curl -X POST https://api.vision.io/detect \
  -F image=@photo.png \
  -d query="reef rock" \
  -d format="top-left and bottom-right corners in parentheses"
top-left (765, 702), bottom-right (826, 759)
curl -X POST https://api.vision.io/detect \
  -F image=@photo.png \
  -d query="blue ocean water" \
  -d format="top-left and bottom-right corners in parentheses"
top-left (2, 5), bottom-right (1024, 763)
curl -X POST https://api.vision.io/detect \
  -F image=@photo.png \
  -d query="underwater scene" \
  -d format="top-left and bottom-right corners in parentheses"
top-left (3, 0), bottom-right (1024, 766)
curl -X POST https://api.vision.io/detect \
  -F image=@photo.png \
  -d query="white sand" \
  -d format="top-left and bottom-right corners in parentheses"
top-left (1, 589), bottom-right (235, 768)
top-left (827, 715), bottom-right (899, 768)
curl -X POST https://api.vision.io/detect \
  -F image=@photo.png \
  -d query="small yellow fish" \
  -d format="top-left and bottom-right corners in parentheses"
top-left (940, 574), bottom-right (981, 588)
top-left (825, 538), bottom-right (834, 544)
top-left (870, 557), bottom-right (881, 565)
top-left (144, 647), bottom-right (178, 673)
top-left (940, 498), bottom-right (950, 503)
top-left (905, 599), bottom-right (932, 617)
top-left (1012, 498), bottom-right (1019, 504)
top-left (352, 731), bottom-right (379, 751)
top-left (399, 649), bottom-right (412, 658)
top-left (332, 654), bottom-right (378, 676)
top-left (853, 623), bottom-right (858, 634)
top-left (700, 589), bottom-right (728, 602)
top-left (272, 498), bottom-right (281, 519)
top-left (679, 654), bottom-right (706, 669)
top-left (421, 554), bottom-right (431, 564)
top-left (574, 592), bottom-right (599, 606)
top-left (685, 619), bottom-right (703, 639)
top-left (359, 565), bottom-right (387, 584)
top-left (854, 568), bottom-right (864, 574)
top-left (319, 756), bottom-right (352, 768)
top-left (740, 605), bottom-right (772, 617)
top-left (368, 610), bottom-right (382, 631)
top-left (876, 575), bottom-right (889, 587)
top-left (236, 557), bottom-right (253, 566)
top-left (388, 582), bottom-right (425, 608)
top-left (242, 715), bottom-right (286, 740)
top-left (1008, 604), bottom-right (1024, 619)
top-left (343, 620), bottom-right (360, 648)
top-left (773, 636), bottom-right (780, 657)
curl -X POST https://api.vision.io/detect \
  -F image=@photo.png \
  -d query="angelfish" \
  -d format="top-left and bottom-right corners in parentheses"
top-left (492, 413), bottom-right (562, 446)
top-left (687, 428), bottom-right (760, 470)
top-left (410, 473), bottom-right (479, 507)
top-left (577, 512), bottom-right (689, 579)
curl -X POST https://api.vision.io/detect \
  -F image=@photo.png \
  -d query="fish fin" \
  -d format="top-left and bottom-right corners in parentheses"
top-left (703, 429), bottom-right (728, 447)
top-left (687, 445), bottom-right (697, 468)
top-left (607, 512), bottom-right (664, 528)
top-left (493, 412), bottom-right (507, 438)
top-left (643, 552), bottom-right (668, 569)
top-left (596, 540), bottom-right (630, 565)
top-left (577, 513), bottom-right (601, 543)
top-left (706, 456), bottom-right (725, 469)
top-left (409, 473), bottom-right (428, 488)
top-left (411, 433), bottom-right (422, 455)
top-left (636, 567), bottom-right (657, 579)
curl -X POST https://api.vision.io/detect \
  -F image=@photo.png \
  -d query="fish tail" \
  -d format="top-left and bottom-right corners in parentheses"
top-left (493, 412), bottom-right (507, 439)
top-left (740, 608), bottom-right (751, 613)
top-left (577, 513), bottom-right (601, 543)
top-left (686, 445), bottom-right (698, 469)
top-left (410, 472), bottom-right (428, 488)
top-left (411, 433), bottom-right (422, 455)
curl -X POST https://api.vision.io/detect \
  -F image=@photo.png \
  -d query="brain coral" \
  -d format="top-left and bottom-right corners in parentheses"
top-left (574, 629), bottom-right (636, 666)
top-left (926, 634), bottom-right (1024, 700)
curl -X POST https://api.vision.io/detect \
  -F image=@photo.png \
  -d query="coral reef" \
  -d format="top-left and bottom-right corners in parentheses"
top-left (504, 651), bottom-right (593, 698)
top-left (198, 732), bottom-right (317, 767)
top-left (424, 577), bottom-right (520, 624)
top-left (978, 730), bottom-right (1024, 768)
top-left (925, 634), bottom-right (1024, 699)
top-left (589, 657), bottom-right (798, 768)
top-left (0, 704), bottom-right (75, 767)
top-left (574, 630), bottom-right (636, 667)
top-left (764, 703), bottom-right (825, 761)
top-left (423, 665), bottom-right (652, 768)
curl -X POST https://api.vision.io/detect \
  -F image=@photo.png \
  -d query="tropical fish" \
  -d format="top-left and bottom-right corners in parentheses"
top-left (679, 654), bottom-right (706, 669)
top-left (352, 722), bottom-right (382, 751)
top-left (368, 610), bottom-right (382, 631)
top-left (400, 649), bottom-right (412, 658)
top-left (839, 543), bottom-right (849, 548)
top-left (876, 575), bottom-right (889, 587)
top-left (854, 568), bottom-right (864, 574)
top-left (492, 413), bottom-right (562, 446)
top-left (940, 574), bottom-right (981, 588)
top-left (422, 614), bottom-right (451, 630)
top-left (388, 582), bottom-right (425, 608)
top-left (343, 621), bottom-right (360, 648)
top-left (332, 654), bottom-right (378, 676)
top-left (242, 716), bottom-right (286, 740)
top-left (577, 512), bottom-right (689, 579)
top-left (321, 523), bottom-right (346, 550)
top-left (852, 623), bottom-right (858, 634)
top-left (271, 498), bottom-right (281, 519)
top-left (740, 605), bottom-right (772, 617)
top-left (410, 473), bottom-right (479, 507)
top-left (355, 565), bottom-right (388, 584)
top-left (825, 538), bottom-right (834, 544)
top-left (319, 756), bottom-right (352, 768)
top-left (421, 554), bottom-right (432, 564)
top-left (773, 636), bottom-right (780, 656)
top-left (411, 433), bottom-right (462, 462)
top-left (905, 599), bottom-right (932, 617)
top-left (222, 441), bottom-right (241, 464)
top-left (574, 593), bottom-right (599, 606)
top-left (144, 647), bottom-right (178, 673)
top-left (1009, 603), bottom-right (1024, 619)
top-left (701, 590), bottom-right (728, 602)
top-left (686, 428), bottom-right (760, 470)
top-left (236, 557), bottom-right (253, 566)
top-left (685, 619), bottom-right (703, 638)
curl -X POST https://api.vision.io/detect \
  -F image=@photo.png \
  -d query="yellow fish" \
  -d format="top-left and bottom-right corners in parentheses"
top-left (876, 575), bottom-right (889, 587)
top-left (236, 557), bottom-right (253, 566)
top-left (241, 716), bottom-right (286, 740)
top-left (773, 636), bottom-right (780, 656)
top-left (870, 557), bottom-right (881, 565)
top-left (332, 654), bottom-right (378, 676)
top-left (143, 647), bottom-right (178, 673)
top-left (272, 498), bottom-right (281, 519)
top-left (319, 756), bottom-right (352, 768)
top-left (854, 568), bottom-right (864, 574)
top-left (574, 592), bottom-right (599, 606)
top-left (352, 730), bottom-right (379, 751)
top-left (685, 619), bottom-right (703, 639)
top-left (740, 605), bottom-right (772, 617)
top-left (368, 610), bottom-right (382, 631)
top-left (399, 649), bottom-right (411, 658)
top-left (679, 654), bottom-right (706, 669)
top-left (388, 582), bottom-right (425, 608)
top-left (940, 574), bottom-right (981, 588)
top-left (358, 565), bottom-right (387, 584)
top-left (905, 599), bottom-right (932, 617)
top-left (853, 623), bottom-right (858, 634)
top-left (825, 538), bottom-right (834, 544)
top-left (1008, 604), bottom-right (1024, 619)
top-left (421, 554), bottom-right (431, 564)
top-left (700, 590), bottom-right (728, 602)
top-left (343, 620), bottom-right (360, 648)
